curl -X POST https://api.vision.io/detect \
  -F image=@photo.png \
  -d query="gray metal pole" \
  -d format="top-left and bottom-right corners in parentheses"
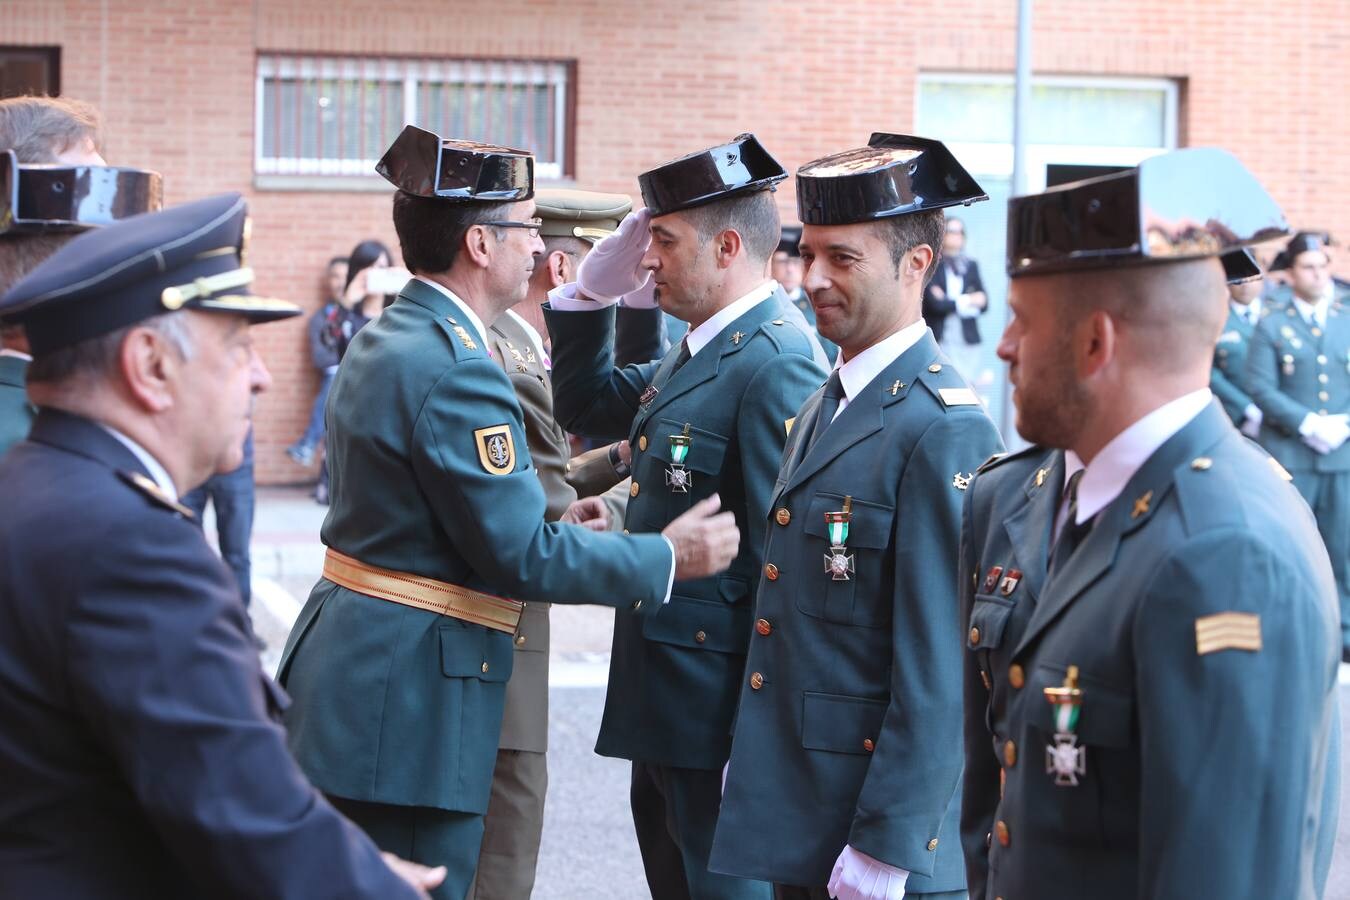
top-left (1002, 0), bottom-right (1034, 444)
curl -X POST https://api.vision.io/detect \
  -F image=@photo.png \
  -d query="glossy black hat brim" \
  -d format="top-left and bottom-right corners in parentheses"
top-left (0, 151), bottom-right (163, 236)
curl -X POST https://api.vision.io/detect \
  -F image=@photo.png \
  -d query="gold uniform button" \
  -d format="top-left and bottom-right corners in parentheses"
top-left (995, 820), bottom-right (1011, 847)
top-left (481, 661), bottom-right (490, 674)
top-left (863, 738), bottom-right (875, 752)
top-left (969, 626), bottom-right (981, 645)
top-left (765, 563), bottom-right (779, 581)
top-left (756, 618), bottom-right (772, 636)
top-left (927, 838), bottom-right (939, 852)
top-left (514, 633), bottom-right (526, 647)
top-left (749, 672), bottom-right (765, 690)
top-left (1004, 740), bottom-right (1017, 767)
top-left (775, 507), bottom-right (791, 526)
top-left (1320, 391), bottom-right (1330, 401)
top-left (623, 529), bottom-right (630, 535)
top-left (1191, 457), bottom-right (1212, 471)
top-left (630, 481), bottom-right (640, 498)
top-left (639, 435), bottom-right (648, 451)
top-left (928, 363), bottom-right (942, 373)
top-left (695, 630), bottom-right (707, 644)
top-left (1008, 664), bottom-right (1025, 689)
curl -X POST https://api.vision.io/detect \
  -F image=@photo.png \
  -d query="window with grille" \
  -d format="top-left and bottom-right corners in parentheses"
top-left (255, 54), bottom-right (571, 180)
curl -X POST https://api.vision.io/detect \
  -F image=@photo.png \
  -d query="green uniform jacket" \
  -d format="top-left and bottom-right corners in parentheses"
top-left (545, 294), bottom-right (825, 770)
top-left (485, 311), bottom-right (626, 754)
top-left (0, 354), bottom-right (34, 456)
top-left (278, 279), bottom-right (673, 816)
top-left (1211, 305), bottom-right (1261, 425)
top-left (709, 334), bottom-right (1003, 890)
top-left (1247, 297), bottom-right (1350, 471)
top-left (965, 402), bottom-right (1340, 899)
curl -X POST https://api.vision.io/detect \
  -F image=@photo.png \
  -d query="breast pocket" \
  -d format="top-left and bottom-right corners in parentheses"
top-left (967, 593), bottom-right (1016, 652)
top-left (797, 492), bottom-right (895, 628)
top-left (636, 419), bottom-right (730, 522)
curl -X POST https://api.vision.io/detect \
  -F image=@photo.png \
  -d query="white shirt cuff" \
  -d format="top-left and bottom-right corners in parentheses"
top-left (548, 281), bottom-right (619, 311)
top-left (659, 536), bottom-right (676, 604)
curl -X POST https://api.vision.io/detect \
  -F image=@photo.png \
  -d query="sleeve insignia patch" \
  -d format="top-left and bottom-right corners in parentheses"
top-left (1195, 612), bottom-right (1262, 655)
top-left (474, 425), bottom-right (516, 475)
top-left (938, 387), bottom-right (980, 407)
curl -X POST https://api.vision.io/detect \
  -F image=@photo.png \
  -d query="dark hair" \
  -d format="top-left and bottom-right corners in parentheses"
top-left (875, 208), bottom-right (946, 285)
top-left (344, 239), bottom-right (391, 291)
top-left (392, 192), bottom-right (506, 275)
top-left (0, 95), bottom-right (104, 164)
top-left (327, 255), bottom-right (347, 268)
top-left (678, 190), bottom-right (780, 265)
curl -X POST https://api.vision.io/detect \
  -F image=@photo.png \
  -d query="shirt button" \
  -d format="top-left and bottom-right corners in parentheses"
top-left (1008, 664), bottom-right (1025, 689)
top-left (750, 672), bottom-right (765, 690)
top-left (969, 626), bottom-right (982, 645)
top-left (756, 618), bottom-right (772, 636)
top-left (863, 738), bottom-right (875, 752)
top-left (1004, 740), bottom-right (1017, 767)
top-left (775, 508), bottom-right (791, 526)
top-left (765, 563), bottom-right (779, 581)
top-left (695, 630), bottom-right (707, 644)
top-left (630, 481), bottom-right (640, 498)
top-left (639, 435), bottom-right (648, 451)
top-left (996, 820), bottom-right (1011, 847)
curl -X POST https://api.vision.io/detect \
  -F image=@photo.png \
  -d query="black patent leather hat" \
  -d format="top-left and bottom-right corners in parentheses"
top-left (376, 125), bottom-right (533, 202)
top-left (796, 133), bottom-right (987, 226)
top-left (1006, 148), bottom-right (1289, 277)
top-left (0, 150), bottom-right (163, 236)
top-left (638, 133), bottom-right (787, 217)
top-left (1221, 248), bottom-right (1262, 285)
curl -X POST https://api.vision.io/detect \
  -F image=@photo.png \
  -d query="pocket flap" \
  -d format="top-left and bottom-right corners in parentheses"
top-left (642, 595), bottom-right (750, 654)
top-left (1029, 664), bottom-right (1134, 748)
top-left (643, 419), bottom-right (730, 473)
top-left (803, 492), bottom-right (894, 550)
top-left (801, 691), bottom-right (888, 755)
top-left (967, 594), bottom-right (1016, 650)
top-left (440, 621), bottom-right (512, 682)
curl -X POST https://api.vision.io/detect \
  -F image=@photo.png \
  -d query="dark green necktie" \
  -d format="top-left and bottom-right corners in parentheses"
top-left (1049, 469), bottom-right (1090, 577)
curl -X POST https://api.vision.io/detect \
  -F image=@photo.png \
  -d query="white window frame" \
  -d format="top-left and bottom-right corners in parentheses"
top-left (254, 54), bottom-right (569, 182)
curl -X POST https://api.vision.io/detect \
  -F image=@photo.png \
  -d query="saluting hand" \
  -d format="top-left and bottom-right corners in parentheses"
top-left (380, 852), bottom-right (447, 898)
top-left (663, 494), bottom-right (740, 581)
top-left (577, 208), bottom-right (653, 302)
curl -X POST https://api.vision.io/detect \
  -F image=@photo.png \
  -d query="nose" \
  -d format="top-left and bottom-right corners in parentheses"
top-left (802, 260), bottom-right (829, 298)
top-left (996, 322), bottom-right (1017, 364)
top-left (640, 247), bottom-right (659, 272)
top-left (250, 346), bottom-right (273, 394)
top-left (530, 233), bottom-right (545, 257)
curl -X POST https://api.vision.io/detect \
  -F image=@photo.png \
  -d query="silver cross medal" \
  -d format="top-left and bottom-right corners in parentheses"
top-left (666, 424), bottom-right (693, 493)
top-left (1043, 665), bottom-right (1087, 786)
top-left (823, 496), bottom-right (854, 581)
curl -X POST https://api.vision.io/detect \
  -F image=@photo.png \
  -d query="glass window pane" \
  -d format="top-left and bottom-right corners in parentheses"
top-left (919, 80), bottom-right (1168, 147)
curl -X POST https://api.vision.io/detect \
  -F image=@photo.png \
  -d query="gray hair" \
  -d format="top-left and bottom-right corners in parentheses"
top-left (27, 312), bottom-right (195, 384)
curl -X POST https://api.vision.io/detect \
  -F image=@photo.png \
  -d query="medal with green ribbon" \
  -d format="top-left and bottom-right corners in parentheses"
top-left (666, 424), bottom-right (693, 493)
top-left (823, 496), bottom-right (854, 582)
top-left (1043, 665), bottom-right (1087, 786)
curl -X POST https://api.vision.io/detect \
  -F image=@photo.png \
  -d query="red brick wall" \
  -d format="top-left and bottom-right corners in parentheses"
top-left (7, 0), bottom-right (1346, 483)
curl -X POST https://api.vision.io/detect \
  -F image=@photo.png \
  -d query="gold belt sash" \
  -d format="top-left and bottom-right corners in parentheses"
top-left (322, 548), bottom-right (522, 634)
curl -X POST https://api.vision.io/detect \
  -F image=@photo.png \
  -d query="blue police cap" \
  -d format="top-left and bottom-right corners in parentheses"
top-left (796, 133), bottom-right (987, 226)
top-left (638, 134), bottom-right (787, 218)
top-left (1006, 148), bottom-right (1290, 278)
top-left (376, 125), bottom-right (534, 202)
top-left (0, 192), bottom-right (300, 355)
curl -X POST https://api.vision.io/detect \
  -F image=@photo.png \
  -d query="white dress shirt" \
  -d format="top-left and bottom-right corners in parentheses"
top-left (828, 320), bottom-right (930, 422)
top-left (0, 348), bottom-right (32, 362)
top-left (99, 423), bottom-right (179, 500)
top-left (682, 281), bottom-right (776, 357)
top-left (1293, 287), bottom-right (1332, 330)
top-left (1052, 388), bottom-right (1213, 541)
top-left (416, 276), bottom-right (489, 346)
top-left (1230, 299), bottom-right (1262, 327)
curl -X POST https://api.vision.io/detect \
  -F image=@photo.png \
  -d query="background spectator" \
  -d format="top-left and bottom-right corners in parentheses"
top-left (922, 216), bottom-right (989, 386)
top-left (287, 256), bottom-right (348, 469)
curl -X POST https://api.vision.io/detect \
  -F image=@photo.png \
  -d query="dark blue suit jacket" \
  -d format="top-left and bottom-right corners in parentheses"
top-left (0, 410), bottom-right (416, 899)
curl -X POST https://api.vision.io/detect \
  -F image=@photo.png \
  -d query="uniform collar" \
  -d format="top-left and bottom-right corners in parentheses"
top-left (0, 348), bottom-right (32, 362)
top-left (415, 275), bottom-right (489, 346)
top-left (97, 423), bottom-right (178, 500)
top-left (503, 308), bottom-right (549, 368)
top-left (685, 281), bottom-right (775, 357)
top-left (833, 319), bottom-right (930, 404)
top-left (1293, 287), bottom-right (1332, 328)
top-left (1229, 299), bottom-right (1260, 323)
top-left (1066, 388), bottom-right (1212, 526)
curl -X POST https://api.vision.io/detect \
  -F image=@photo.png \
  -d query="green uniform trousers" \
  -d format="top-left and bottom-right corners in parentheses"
top-left (330, 795), bottom-right (484, 900)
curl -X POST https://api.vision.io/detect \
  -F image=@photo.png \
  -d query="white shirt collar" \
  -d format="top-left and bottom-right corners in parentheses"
top-left (1229, 299), bottom-right (1260, 322)
top-left (416, 276), bottom-right (489, 346)
top-left (828, 320), bottom-right (930, 420)
top-left (0, 348), bottom-right (32, 361)
top-left (98, 423), bottom-right (178, 500)
top-left (684, 281), bottom-right (776, 357)
top-left (1063, 388), bottom-right (1212, 526)
top-left (503, 308), bottom-right (549, 369)
top-left (1293, 290), bottom-right (1331, 328)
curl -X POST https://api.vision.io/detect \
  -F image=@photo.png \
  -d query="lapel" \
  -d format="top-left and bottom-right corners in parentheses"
top-left (782, 332), bottom-right (940, 495)
top-left (1013, 402), bottom-right (1233, 657)
top-left (399, 278), bottom-right (486, 344)
top-left (0, 354), bottom-right (27, 388)
top-left (632, 293), bottom-right (784, 431)
top-left (1225, 305), bottom-right (1253, 339)
top-left (997, 448), bottom-right (1066, 605)
top-left (26, 407), bottom-right (153, 477)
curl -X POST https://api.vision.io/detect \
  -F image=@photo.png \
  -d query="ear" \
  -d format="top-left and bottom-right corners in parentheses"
top-left (119, 326), bottom-right (180, 414)
top-left (548, 249), bottom-right (572, 288)
top-left (462, 224), bottom-right (496, 269)
top-left (714, 228), bottom-right (745, 270)
top-left (903, 243), bottom-right (936, 285)
top-left (1079, 309), bottom-right (1117, 379)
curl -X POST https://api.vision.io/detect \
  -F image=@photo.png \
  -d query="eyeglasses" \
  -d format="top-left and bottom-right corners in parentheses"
top-left (489, 218), bottom-right (544, 238)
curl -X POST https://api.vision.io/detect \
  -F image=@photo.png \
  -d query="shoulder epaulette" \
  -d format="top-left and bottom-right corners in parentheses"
top-left (117, 470), bottom-right (196, 519)
top-left (976, 443), bottom-right (1045, 475)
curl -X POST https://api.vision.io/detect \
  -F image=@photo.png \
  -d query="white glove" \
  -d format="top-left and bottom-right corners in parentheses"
top-left (577, 208), bottom-right (653, 302)
top-left (828, 845), bottom-right (908, 900)
top-left (1300, 413), bottom-right (1334, 454)
top-left (1240, 404), bottom-right (1263, 439)
top-left (1320, 414), bottom-right (1350, 451)
top-left (1303, 431), bottom-right (1334, 455)
top-left (619, 276), bottom-right (659, 309)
